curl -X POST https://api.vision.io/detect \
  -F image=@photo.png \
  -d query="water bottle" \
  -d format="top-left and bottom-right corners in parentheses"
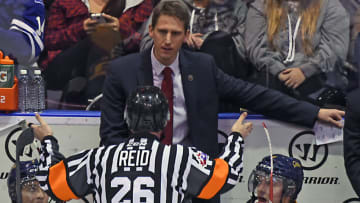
top-left (18, 69), bottom-right (30, 112)
top-left (31, 70), bottom-right (46, 112)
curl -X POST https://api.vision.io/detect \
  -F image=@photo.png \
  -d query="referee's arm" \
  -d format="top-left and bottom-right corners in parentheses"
top-left (185, 132), bottom-right (245, 199)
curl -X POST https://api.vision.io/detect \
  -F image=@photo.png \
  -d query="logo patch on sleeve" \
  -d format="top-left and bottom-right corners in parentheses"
top-left (195, 152), bottom-right (208, 167)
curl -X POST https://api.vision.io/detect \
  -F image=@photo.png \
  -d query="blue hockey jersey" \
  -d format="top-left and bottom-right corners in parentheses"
top-left (0, 0), bottom-right (45, 65)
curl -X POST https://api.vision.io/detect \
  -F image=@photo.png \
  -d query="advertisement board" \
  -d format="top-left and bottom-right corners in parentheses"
top-left (0, 112), bottom-right (358, 202)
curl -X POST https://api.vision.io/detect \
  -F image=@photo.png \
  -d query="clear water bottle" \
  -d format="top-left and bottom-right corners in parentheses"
top-left (18, 69), bottom-right (30, 112)
top-left (31, 70), bottom-right (46, 112)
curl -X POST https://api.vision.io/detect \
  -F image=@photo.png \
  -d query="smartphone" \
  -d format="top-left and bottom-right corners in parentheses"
top-left (90, 13), bottom-right (106, 23)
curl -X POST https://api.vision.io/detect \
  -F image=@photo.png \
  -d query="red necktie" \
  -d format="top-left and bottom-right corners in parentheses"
top-left (161, 67), bottom-right (173, 145)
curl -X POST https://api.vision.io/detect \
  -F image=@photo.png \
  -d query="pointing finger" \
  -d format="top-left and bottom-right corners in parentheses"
top-left (35, 113), bottom-right (46, 126)
top-left (238, 112), bottom-right (248, 123)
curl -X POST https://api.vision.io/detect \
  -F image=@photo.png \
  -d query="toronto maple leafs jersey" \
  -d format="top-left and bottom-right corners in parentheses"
top-left (0, 0), bottom-right (45, 64)
top-left (36, 132), bottom-right (245, 203)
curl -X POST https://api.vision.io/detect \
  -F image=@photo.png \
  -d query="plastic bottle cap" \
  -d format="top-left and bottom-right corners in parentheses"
top-left (20, 69), bottom-right (28, 74)
top-left (0, 56), bottom-right (14, 65)
top-left (34, 70), bottom-right (41, 75)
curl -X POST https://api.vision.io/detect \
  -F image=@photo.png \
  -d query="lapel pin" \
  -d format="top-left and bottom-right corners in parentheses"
top-left (188, 74), bottom-right (194, 81)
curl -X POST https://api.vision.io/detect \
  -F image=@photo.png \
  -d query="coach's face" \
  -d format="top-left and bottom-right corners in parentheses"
top-left (149, 14), bottom-right (189, 66)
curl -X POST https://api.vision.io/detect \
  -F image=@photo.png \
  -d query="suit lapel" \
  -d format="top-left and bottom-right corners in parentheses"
top-left (137, 48), bottom-right (154, 86)
top-left (179, 49), bottom-right (197, 121)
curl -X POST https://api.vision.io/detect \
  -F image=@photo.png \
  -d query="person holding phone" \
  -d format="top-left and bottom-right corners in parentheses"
top-left (84, 12), bottom-right (119, 34)
top-left (39, 0), bottom-right (153, 103)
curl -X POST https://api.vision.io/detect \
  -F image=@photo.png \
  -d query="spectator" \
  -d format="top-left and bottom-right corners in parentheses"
top-left (340, 0), bottom-right (360, 65)
top-left (247, 154), bottom-right (304, 203)
top-left (339, 0), bottom-right (360, 90)
top-left (32, 86), bottom-right (253, 202)
top-left (0, 0), bottom-right (45, 65)
top-left (182, 0), bottom-right (253, 112)
top-left (39, 0), bottom-right (153, 103)
top-left (246, 0), bottom-right (349, 106)
top-left (7, 160), bottom-right (49, 203)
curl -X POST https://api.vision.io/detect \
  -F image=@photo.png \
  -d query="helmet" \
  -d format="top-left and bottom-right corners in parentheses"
top-left (7, 160), bottom-right (39, 202)
top-left (124, 86), bottom-right (170, 132)
top-left (248, 154), bottom-right (304, 200)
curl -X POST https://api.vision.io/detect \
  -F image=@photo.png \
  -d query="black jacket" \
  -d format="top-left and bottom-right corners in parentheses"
top-left (344, 88), bottom-right (360, 197)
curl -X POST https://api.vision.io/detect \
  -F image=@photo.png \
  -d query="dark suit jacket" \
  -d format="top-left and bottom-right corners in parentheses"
top-left (100, 48), bottom-right (320, 155)
top-left (100, 48), bottom-right (319, 203)
top-left (344, 88), bottom-right (360, 197)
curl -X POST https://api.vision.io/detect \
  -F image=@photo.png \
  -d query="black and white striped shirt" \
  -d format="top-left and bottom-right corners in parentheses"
top-left (36, 132), bottom-right (245, 203)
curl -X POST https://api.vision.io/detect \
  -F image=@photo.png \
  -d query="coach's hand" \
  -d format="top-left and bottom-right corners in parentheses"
top-left (317, 108), bottom-right (345, 128)
top-left (31, 113), bottom-right (53, 141)
top-left (231, 112), bottom-right (253, 138)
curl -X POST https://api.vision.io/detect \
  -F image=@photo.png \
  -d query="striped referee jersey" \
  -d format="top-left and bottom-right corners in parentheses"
top-left (36, 132), bottom-right (245, 203)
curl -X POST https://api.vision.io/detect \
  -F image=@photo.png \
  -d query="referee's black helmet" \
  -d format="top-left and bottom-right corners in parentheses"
top-left (124, 86), bottom-right (170, 132)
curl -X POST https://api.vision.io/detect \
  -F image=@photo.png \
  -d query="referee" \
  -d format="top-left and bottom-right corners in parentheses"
top-left (33, 86), bottom-right (252, 202)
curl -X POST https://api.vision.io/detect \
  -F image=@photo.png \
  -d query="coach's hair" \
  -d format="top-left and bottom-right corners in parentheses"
top-left (151, 0), bottom-right (190, 31)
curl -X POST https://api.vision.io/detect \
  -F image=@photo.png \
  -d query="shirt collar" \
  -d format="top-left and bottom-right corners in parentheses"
top-left (151, 46), bottom-right (180, 76)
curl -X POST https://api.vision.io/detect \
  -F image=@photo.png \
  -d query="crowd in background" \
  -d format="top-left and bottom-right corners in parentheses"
top-left (2, 0), bottom-right (358, 111)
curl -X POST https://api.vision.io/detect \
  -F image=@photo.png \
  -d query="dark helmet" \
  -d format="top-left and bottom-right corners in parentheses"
top-left (248, 154), bottom-right (304, 200)
top-left (124, 86), bottom-right (170, 132)
top-left (8, 160), bottom-right (39, 202)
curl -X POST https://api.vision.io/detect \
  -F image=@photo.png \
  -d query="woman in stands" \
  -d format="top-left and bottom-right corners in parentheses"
top-left (245, 0), bottom-right (349, 106)
top-left (40, 0), bottom-right (153, 105)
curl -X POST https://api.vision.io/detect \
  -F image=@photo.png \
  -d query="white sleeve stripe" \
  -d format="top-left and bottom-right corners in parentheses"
top-left (93, 147), bottom-right (104, 202)
top-left (235, 162), bottom-right (243, 173)
top-left (36, 175), bottom-right (47, 182)
top-left (86, 149), bottom-right (94, 185)
top-left (101, 146), bottom-right (115, 203)
top-left (227, 178), bottom-right (238, 185)
top-left (149, 141), bottom-right (159, 173)
top-left (94, 147), bottom-right (105, 187)
top-left (111, 143), bottom-right (124, 174)
top-left (10, 19), bottom-right (44, 50)
top-left (69, 158), bottom-right (87, 177)
top-left (181, 148), bottom-right (193, 192)
top-left (228, 136), bottom-right (241, 166)
top-left (41, 185), bottom-right (48, 191)
top-left (160, 145), bottom-right (171, 203)
top-left (219, 135), bottom-right (234, 160)
top-left (45, 140), bottom-right (53, 168)
top-left (9, 26), bottom-right (35, 63)
top-left (67, 155), bottom-right (88, 168)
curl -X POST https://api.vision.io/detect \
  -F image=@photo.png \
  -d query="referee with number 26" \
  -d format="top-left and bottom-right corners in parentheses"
top-left (33, 86), bottom-right (252, 203)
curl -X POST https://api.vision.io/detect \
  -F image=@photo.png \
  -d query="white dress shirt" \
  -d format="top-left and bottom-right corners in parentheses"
top-left (151, 47), bottom-right (189, 144)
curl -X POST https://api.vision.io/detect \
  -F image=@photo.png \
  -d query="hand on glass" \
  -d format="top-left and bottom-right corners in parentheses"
top-left (231, 112), bottom-right (253, 138)
top-left (317, 109), bottom-right (345, 128)
top-left (30, 113), bottom-right (53, 142)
